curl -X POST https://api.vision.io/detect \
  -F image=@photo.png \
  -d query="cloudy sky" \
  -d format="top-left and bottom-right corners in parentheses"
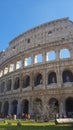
top-left (0, 0), bottom-right (73, 51)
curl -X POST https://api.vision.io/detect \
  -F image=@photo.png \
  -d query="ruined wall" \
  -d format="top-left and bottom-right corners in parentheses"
top-left (0, 18), bottom-right (73, 120)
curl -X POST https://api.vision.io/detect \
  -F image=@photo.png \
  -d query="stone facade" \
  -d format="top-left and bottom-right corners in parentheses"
top-left (0, 17), bottom-right (73, 120)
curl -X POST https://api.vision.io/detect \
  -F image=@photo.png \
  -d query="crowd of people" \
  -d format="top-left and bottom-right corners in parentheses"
top-left (0, 112), bottom-right (31, 120)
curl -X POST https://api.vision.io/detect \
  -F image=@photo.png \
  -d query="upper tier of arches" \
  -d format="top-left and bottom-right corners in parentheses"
top-left (0, 48), bottom-right (71, 78)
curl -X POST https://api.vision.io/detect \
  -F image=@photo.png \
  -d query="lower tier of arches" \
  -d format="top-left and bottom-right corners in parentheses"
top-left (0, 96), bottom-right (73, 120)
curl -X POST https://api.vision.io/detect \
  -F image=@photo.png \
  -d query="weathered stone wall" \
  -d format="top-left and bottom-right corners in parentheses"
top-left (0, 18), bottom-right (73, 120)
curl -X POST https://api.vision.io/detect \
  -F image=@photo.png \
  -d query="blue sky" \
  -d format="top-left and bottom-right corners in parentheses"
top-left (0, 0), bottom-right (73, 51)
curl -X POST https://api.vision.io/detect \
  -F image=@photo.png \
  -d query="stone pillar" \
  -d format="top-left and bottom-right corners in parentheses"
top-left (19, 74), bottom-right (23, 92)
top-left (59, 100), bottom-right (66, 117)
top-left (42, 71), bottom-right (46, 89)
top-left (31, 71), bottom-right (34, 90)
top-left (42, 98), bottom-right (47, 115)
top-left (56, 48), bottom-right (63, 88)
top-left (8, 64), bottom-right (10, 73)
top-left (8, 101), bottom-right (12, 114)
top-left (4, 78), bottom-right (6, 95)
top-left (42, 50), bottom-right (46, 64)
top-left (56, 67), bottom-right (62, 88)
top-left (45, 70), bottom-right (48, 88)
top-left (21, 56), bottom-right (24, 69)
top-left (29, 97), bottom-right (33, 116)
top-left (59, 69), bottom-right (63, 87)
top-left (14, 61), bottom-right (16, 71)
top-left (56, 48), bottom-right (60, 61)
top-left (17, 99), bottom-right (21, 117)
top-left (42, 97), bottom-right (49, 121)
top-left (31, 54), bottom-right (34, 66)
top-left (11, 77), bottom-right (14, 93)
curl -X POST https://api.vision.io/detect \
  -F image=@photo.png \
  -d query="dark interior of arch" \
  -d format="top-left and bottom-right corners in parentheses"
top-left (35, 73), bottom-right (42, 86)
top-left (66, 97), bottom-right (73, 117)
top-left (1, 82), bottom-right (5, 92)
top-left (35, 98), bottom-right (42, 103)
top-left (48, 72), bottom-right (57, 84)
top-left (49, 98), bottom-right (59, 105)
top-left (7, 80), bottom-right (12, 91)
top-left (12, 100), bottom-right (18, 114)
top-left (23, 76), bottom-right (30, 88)
top-left (62, 70), bottom-right (73, 83)
top-left (23, 100), bottom-right (29, 114)
top-left (14, 77), bottom-right (20, 89)
top-left (3, 101), bottom-right (9, 116)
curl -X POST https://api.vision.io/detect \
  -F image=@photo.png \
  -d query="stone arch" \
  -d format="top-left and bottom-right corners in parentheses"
top-left (48, 72), bottom-right (57, 84)
top-left (34, 53), bottom-right (43, 63)
top-left (62, 70), bottom-right (73, 83)
top-left (65, 97), bottom-right (73, 117)
top-left (14, 77), bottom-right (20, 90)
top-left (23, 75), bottom-right (30, 88)
top-left (34, 73), bottom-right (43, 86)
top-left (3, 101), bottom-right (9, 116)
top-left (49, 98), bottom-right (59, 119)
top-left (21, 99), bottom-right (29, 114)
top-left (46, 50), bottom-right (56, 61)
top-left (6, 79), bottom-right (12, 91)
top-left (33, 98), bottom-right (42, 120)
top-left (60, 48), bottom-right (70, 59)
top-left (12, 100), bottom-right (18, 115)
top-left (24, 56), bottom-right (32, 66)
top-left (16, 59), bottom-right (22, 69)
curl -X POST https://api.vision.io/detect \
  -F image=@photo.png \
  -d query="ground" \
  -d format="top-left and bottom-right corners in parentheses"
top-left (0, 120), bottom-right (72, 130)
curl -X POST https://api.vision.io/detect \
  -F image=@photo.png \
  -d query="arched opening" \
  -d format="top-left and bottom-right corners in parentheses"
top-left (6, 79), bottom-right (12, 91)
top-left (12, 100), bottom-right (18, 115)
top-left (9, 63), bottom-right (14, 72)
top-left (23, 75), bottom-right (30, 88)
top-left (24, 56), bottom-right (32, 66)
top-left (46, 51), bottom-right (56, 61)
top-left (62, 70), bottom-right (73, 83)
top-left (0, 70), bottom-right (3, 77)
top-left (33, 98), bottom-right (42, 119)
top-left (49, 98), bottom-right (59, 119)
top-left (48, 72), bottom-right (57, 84)
top-left (66, 97), bottom-right (73, 118)
top-left (60, 48), bottom-right (70, 59)
top-left (16, 59), bottom-right (22, 69)
top-left (4, 67), bottom-right (8, 75)
top-left (34, 53), bottom-right (43, 63)
top-left (14, 77), bottom-right (20, 90)
top-left (21, 99), bottom-right (29, 114)
top-left (1, 82), bottom-right (5, 93)
top-left (3, 101), bottom-right (9, 116)
top-left (35, 73), bottom-right (42, 86)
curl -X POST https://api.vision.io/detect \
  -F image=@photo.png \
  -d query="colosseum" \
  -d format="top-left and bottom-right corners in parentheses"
top-left (0, 17), bottom-right (73, 120)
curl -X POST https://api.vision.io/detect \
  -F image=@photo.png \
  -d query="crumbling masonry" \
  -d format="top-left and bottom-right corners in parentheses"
top-left (0, 18), bottom-right (73, 120)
